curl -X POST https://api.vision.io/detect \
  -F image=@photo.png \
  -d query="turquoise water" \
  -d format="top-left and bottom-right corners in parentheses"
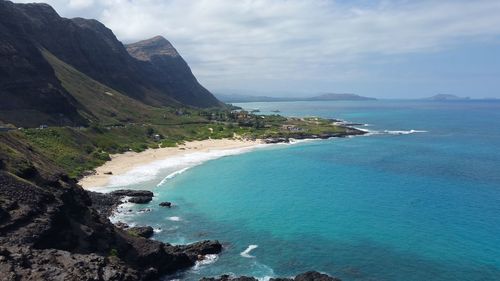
top-left (116, 100), bottom-right (500, 281)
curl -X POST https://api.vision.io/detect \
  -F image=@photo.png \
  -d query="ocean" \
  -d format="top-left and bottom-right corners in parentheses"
top-left (110, 100), bottom-right (500, 281)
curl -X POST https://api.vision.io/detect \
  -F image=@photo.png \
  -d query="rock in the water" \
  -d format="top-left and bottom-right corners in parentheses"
top-left (128, 226), bottom-right (154, 238)
top-left (115, 221), bottom-right (129, 229)
top-left (110, 190), bottom-right (154, 197)
top-left (176, 240), bottom-right (223, 262)
top-left (203, 271), bottom-right (341, 281)
top-left (90, 189), bottom-right (154, 214)
top-left (128, 196), bottom-right (152, 204)
top-left (200, 276), bottom-right (257, 281)
top-left (294, 271), bottom-right (341, 281)
top-left (159, 201), bottom-right (172, 207)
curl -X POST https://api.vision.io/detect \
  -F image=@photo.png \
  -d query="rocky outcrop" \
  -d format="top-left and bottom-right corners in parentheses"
top-left (109, 190), bottom-right (154, 197)
top-left (263, 127), bottom-right (366, 144)
top-left (127, 226), bottom-right (154, 238)
top-left (87, 191), bottom-right (123, 217)
top-left (200, 271), bottom-right (341, 281)
top-left (159, 201), bottom-right (172, 207)
top-left (88, 190), bottom-right (154, 216)
top-left (176, 240), bottom-right (223, 262)
top-left (127, 196), bottom-right (152, 204)
top-left (0, 170), bottom-right (222, 280)
top-left (293, 271), bottom-right (342, 281)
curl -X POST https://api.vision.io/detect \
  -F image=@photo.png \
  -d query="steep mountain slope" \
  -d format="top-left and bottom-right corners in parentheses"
top-left (0, 0), bottom-right (222, 127)
top-left (41, 49), bottom-right (160, 125)
top-left (126, 36), bottom-right (222, 108)
top-left (0, 1), bottom-right (87, 127)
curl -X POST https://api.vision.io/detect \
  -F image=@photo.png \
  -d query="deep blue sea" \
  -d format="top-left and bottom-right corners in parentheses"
top-left (113, 100), bottom-right (500, 281)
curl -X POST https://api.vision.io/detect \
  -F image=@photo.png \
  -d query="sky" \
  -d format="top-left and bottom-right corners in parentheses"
top-left (14, 0), bottom-right (500, 98)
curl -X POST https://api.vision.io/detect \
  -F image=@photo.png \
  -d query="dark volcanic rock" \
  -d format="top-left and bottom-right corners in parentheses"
top-left (159, 201), bottom-right (172, 207)
top-left (128, 226), bottom-right (154, 238)
top-left (87, 191), bottom-right (122, 217)
top-left (90, 189), bottom-right (154, 215)
top-left (110, 190), bottom-right (154, 197)
top-left (0, 170), bottom-right (222, 280)
top-left (176, 240), bottom-right (223, 263)
top-left (294, 271), bottom-right (341, 281)
top-left (115, 221), bottom-right (129, 229)
top-left (128, 196), bottom-right (153, 204)
top-left (203, 271), bottom-right (341, 281)
top-left (200, 276), bottom-right (257, 281)
top-left (264, 137), bottom-right (290, 144)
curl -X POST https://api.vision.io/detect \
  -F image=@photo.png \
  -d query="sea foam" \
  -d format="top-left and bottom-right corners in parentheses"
top-left (383, 129), bottom-right (428, 135)
top-left (193, 254), bottom-right (219, 270)
top-left (240, 244), bottom-right (259, 258)
top-left (355, 127), bottom-right (427, 136)
top-left (105, 145), bottom-right (267, 188)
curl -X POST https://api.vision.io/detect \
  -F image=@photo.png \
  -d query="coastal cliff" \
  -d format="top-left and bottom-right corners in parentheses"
top-left (0, 167), bottom-right (222, 280)
top-left (0, 0), bottom-right (221, 127)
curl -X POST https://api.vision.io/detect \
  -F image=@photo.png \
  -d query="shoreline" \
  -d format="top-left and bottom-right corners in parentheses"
top-left (79, 127), bottom-right (367, 191)
top-left (78, 138), bottom-right (264, 190)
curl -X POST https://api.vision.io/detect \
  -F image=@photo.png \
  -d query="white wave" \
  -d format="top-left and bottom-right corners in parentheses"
top-left (356, 128), bottom-right (427, 136)
top-left (355, 127), bottom-right (381, 136)
top-left (156, 167), bottom-right (191, 186)
top-left (167, 216), bottom-right (182, 221)
top-left (383, 129), bottom-right (428, 135)
top-left (240, 244), bottom-right (258, 258)
top-left (153, 227), bottom-right (163, 233)
top-left (105, 144), bottom-right (268, 188)
top-left (288, 138), bottom-right (321, 145)
top-left (193, 254), bottom-right (219, 270)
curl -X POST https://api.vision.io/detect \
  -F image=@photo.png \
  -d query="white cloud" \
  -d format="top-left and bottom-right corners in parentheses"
top-left (12, 0), bottom-right (500, 95)
top-left (68, 0), bottom-right (94, 9)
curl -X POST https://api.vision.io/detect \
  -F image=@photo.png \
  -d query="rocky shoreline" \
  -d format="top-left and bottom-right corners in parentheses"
top-left (0, 171), bottom-right (222, 281)
top-left (0, 162), bottom-right (345, 281)
top-left (263, 127), bottom-right (366, 144)
top-left (0, 135), bottom-right (352, 281)
top-left (85, 189), bottom-right (344, 281)
top-left (202, 271), bottom-right (341, 281)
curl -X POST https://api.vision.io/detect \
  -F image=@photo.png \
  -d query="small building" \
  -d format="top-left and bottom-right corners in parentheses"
top-left (281, 124), bottom-right (302, 132)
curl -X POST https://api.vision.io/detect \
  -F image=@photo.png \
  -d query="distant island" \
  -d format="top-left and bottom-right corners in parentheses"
top-left (216, 93), bottom-right (377, 103)
top-left (423, 94), bottom-right (471, 101)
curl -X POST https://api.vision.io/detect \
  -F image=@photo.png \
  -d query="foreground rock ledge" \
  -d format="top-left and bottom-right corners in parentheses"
top-left (0, 171), bottom-right (222, 281)
top-left (200, 271), bottom-right (342, 281)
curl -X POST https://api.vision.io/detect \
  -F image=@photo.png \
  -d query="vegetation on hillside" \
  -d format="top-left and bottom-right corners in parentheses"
top-left (0, 107), bottom-right (357, 179)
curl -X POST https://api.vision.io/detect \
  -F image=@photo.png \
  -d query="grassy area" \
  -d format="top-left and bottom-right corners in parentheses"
top-left (0, 107), bottom-right (355, 179)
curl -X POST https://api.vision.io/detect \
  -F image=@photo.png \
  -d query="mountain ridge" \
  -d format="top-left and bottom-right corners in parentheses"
top-left (216, 93), bottom-right (376, 103)
top-left (0, 0), bottom-right (222, 127)
top-left (423, 94), bottom-right (470, 101)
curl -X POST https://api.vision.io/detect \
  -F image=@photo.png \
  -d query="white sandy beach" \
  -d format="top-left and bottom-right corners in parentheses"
top-left (78, 138), bottom-right (263, 190)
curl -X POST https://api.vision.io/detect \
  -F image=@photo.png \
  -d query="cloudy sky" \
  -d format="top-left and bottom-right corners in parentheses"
top-left (15, 0), bottom-right (500, 98)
